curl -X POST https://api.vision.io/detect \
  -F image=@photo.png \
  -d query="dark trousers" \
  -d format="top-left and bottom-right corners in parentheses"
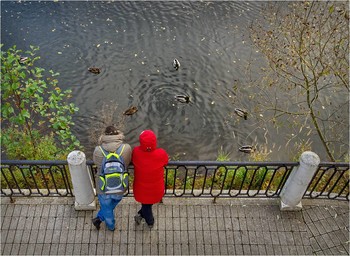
top-left (138, 204), bottom-right (154, 225)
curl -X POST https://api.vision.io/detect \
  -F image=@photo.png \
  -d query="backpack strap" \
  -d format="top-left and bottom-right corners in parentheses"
top-left (99, 144), bottom-right (125, 159)
top-left (99, 146), bottom-right (109, 158)
top-left (116, 144), bottom-right (125, 155)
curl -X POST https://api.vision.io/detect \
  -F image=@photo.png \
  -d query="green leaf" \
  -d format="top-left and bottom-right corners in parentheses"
top-left (21, 109), bottom-right (30, 119)
top-left (19, 71), bottom-right (26, 79)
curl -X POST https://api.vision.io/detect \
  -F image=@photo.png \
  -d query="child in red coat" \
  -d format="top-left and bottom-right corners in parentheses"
top-left (132, 130), bottom-right (169, 228)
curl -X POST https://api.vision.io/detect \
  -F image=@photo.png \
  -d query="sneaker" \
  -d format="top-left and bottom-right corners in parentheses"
top-left (148, 217), bottom-right (154, 228)
top-left (134, 214), bottom-right (142, 225)
top-left (92, 217), bottom-right (102, 230)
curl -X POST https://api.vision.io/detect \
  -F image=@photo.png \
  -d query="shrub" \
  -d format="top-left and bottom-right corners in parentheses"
top-left (1, 45), bottom-right (81, 160)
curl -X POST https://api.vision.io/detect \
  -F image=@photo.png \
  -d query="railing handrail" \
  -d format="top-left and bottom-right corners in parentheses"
top-left (1, 160), bottom-right (300, 165)
top-left (0, 160), bottom-right (69, 165)
top-left (1, 159), bottom-right (348, 166)
top-left (1, 159), bottom-right (348, 167)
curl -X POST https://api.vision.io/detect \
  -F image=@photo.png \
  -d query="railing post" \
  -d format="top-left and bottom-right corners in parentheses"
top-left (67, 150), bottom-right (96, 210)
top-left (280, 151), bottom-right (320, 211)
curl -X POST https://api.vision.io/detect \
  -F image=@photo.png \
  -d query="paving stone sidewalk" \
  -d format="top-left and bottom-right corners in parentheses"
top-left (1, 197), bottom-right (349, 255)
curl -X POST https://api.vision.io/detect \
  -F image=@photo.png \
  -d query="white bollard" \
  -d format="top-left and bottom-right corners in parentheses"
top-left (280, 151), bottom-right (320, 211)
top-left (67, 150), bottom-right (96, 210)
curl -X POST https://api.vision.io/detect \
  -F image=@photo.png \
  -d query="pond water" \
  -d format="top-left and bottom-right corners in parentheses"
top-left (2, 1), bottom-right (344, 161)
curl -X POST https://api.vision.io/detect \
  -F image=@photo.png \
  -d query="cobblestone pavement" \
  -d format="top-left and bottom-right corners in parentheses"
top-left (1, 197), bottom-right (349, 255)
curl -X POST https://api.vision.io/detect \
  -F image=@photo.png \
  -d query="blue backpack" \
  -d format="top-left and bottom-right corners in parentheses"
top-left (99, 144), bottom-right (128, 194)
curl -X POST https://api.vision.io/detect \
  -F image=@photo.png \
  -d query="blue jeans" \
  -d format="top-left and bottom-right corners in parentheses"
top-left (97, 194), bottom-right (123, 230)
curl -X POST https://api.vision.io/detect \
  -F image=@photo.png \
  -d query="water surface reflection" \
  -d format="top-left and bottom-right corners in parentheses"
top-left (2, 1), bottom-right (323, 160)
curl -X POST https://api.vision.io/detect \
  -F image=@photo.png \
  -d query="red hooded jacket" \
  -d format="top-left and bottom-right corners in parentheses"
top-left (132, 130), bottom-right (169, 204)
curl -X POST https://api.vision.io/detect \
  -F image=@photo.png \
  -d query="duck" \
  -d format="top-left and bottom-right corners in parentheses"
top-left (175, 95), bottom-right (190, 103)
top-left (173, 58), bottom-right (180, 70)
top-left (19, 56), bottom-right (28, 64)
top-left (239, 145), bottom-right (255, 154)
top-left (88, 67), bottom-right (101, 74)
top-left (234, 108), bottom-right (248, 120)
top-left (123, 106), bottom-right (138, 116)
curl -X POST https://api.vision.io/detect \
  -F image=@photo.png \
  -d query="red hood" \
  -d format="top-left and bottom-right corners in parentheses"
top-left (139, 130), bottom-right (157, 152)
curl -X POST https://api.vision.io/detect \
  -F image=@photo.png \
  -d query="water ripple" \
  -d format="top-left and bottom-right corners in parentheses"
top-left (1, 1), bottom-right (278, 160)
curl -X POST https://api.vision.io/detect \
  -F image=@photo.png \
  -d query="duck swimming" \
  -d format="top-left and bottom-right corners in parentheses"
top-left (123, 106), bottom-right (138, 116)
top-left (175, 95), bottom-right (190, 103)
top-left (19, 56), bottom-right (28, 64)
top-left (88, 67), bottom-right (101, 74)
top-left (239, 145), bottom-right (255, 153)
top-left (234, 108), bottom-right (248, 120)
top-left (173, 58), bottom-right (180, 70)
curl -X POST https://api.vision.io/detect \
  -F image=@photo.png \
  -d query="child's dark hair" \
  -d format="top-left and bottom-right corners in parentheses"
top-left (104, 126), bottom-right (119, 135)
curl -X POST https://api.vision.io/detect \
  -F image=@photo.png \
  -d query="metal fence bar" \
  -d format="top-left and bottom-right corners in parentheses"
top-left (162, 162), bottom-right (298, 198)
top-left (304, 162), bottom-right (349, 200)
top-left (1, 160), bottom-right (348, 200)
top-left (1, 161), bottom-right (73, 197)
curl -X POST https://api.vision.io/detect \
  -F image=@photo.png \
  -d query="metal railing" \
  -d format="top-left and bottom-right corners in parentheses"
top-left (305, 162), bottom-right (349, 200)
top-left (1, 160), bottom-right (349, 200)
top-left (0, 160), bottom-right (73, 197)
top-left (163, 161), bottom-right (297, 199)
